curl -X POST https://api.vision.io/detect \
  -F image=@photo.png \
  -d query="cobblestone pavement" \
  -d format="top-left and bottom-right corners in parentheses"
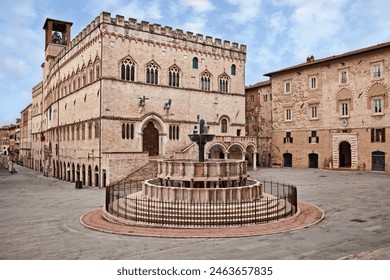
top-left (0, 165), bottom-right (389, 260)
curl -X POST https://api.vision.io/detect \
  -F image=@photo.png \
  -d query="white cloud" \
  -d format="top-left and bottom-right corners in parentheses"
top-left (272, 0), bottom-right (349, 61)
top-left (182, 0), bottom-right (215, 13)
top-left (182, 16), bottom-right (208, 35)
top-left (269, 11), bottom-right (288, 32)
top-left (114, 0), bottom-right (163, 20)
top-left (226, 0), bottom-right (263, 24)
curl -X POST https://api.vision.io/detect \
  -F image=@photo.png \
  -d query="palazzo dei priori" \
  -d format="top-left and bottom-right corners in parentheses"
top-left (19, 12), bottom-right (257, 187)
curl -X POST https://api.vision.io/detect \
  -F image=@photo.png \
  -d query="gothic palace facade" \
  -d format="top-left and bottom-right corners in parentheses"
top-left (19, 12), bottom-right (258, 187)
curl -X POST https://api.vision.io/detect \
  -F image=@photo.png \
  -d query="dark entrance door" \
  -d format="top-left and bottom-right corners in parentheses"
top-left (143, 122), bottom-right (159, 156)
top-left (283, 153), bottom-right (292, 167)
top-left (309, 153), bottom-right (318, 168)
top-left (372, 151), bottom-right (385, 171)
top-left (339, 141), bottom-right (351, 168)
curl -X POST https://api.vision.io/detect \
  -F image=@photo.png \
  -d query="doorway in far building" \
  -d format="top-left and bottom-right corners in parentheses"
top-left (339, 141), bottom-right (351, 168)
top-left (372, 151), bottom-right (385, 172)
top-left (143, 121), bottom-right (159, 156)
top-left (308, 153), bottom-right (319, 168)
top-left (283, 153), bottom-right (292, 167)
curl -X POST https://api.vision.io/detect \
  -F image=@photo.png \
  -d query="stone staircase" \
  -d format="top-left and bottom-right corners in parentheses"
top-left (108, 160), bottom-right (158, 188)
top-left (108, 193), bottom-right (294, 227)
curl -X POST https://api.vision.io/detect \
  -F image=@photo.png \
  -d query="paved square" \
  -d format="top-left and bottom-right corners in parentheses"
top-left (1, 165), bottom-right (389, 259)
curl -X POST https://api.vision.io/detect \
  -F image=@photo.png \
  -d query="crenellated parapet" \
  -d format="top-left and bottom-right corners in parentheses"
top-left (98, 12), bottom-right (246, 54)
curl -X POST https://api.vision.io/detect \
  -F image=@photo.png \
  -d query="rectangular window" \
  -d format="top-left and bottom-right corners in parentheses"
top-left (373, 99), bottom-right (383, 114)
top-left (284, 132), bottom-right (293, 143)
top-left (341, 102), bottom-right (349, 116)
top-left (285, 109), bottom-right (292, 121)
top-left (373, 64), bottom-right (381, 79)
top-left (309, 131), bottom-right (319, 143)
top-left (284, 80), bottom-right (291, 93)
top-left (310, 76), bottom-right (317, 89)
top-left (311, 106), bottom-right (318, 119)
top-left (371, 128), bottom-right (386, 143)
top-left (340, 71), bottom-right (347, 84)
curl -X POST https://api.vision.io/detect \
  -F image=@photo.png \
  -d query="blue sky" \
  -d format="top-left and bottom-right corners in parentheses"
top-left (1, 0), bottom-right (389, 126)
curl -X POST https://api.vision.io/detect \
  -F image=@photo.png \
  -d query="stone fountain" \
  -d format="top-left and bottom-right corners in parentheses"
top-left (103, 117), bottom-right (296, 227)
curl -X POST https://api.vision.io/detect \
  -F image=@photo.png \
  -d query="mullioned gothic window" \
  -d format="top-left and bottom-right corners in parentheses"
top-left (121, 123), bottom-right (134, 139)
top-left (219, 74), bottom-right (229, 93)
top-left (146, 62), bottom-right (159, 84)
top-left (168, 66), bottom-right (180, 87)
top-left (201, 71), bottom-right (211, 91)
top-left (169, 125), bottom-right (180, 140)
top-left (120, 58), bottom-right (136, 81)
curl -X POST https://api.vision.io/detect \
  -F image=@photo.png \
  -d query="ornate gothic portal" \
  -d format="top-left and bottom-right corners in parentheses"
top-left (332, 133), bottom-right (358, 169)
top-left (143, 122), bottom-right (159, 156)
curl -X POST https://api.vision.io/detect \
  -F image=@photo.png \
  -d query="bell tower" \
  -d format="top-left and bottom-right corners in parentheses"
top-left (43, 18), bottom-right (73, 60)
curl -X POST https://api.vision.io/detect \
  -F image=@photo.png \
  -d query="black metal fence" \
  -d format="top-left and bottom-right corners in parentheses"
top-left (105, 180), bottom-right (297, 227)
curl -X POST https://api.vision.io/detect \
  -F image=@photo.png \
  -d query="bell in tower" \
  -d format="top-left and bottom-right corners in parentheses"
top-left (43, 18), bottom-right (73, 51)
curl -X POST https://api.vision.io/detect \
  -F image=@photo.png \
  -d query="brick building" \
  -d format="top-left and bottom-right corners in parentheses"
top-left (263, 42), bottom-right (390, 173)
top-left (22, 12), bottom-right (257, 187)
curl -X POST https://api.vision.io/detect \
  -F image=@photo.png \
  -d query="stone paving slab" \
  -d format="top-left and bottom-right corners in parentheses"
top-left (80, 202), bottom-right (324, 238)
top-left (1, 165), bottom-right (389, 259)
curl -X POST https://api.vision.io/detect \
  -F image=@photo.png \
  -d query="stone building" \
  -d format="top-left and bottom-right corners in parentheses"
top-left (24, 12), bottom-right (257, 186)
top-left (245, 80), bottom-right (272, 167)
top-left (264, 42), bottom-right (390, 173)
top-left (30, 82), bottom-right (43, 171)
top-left (0, 123), bottom-right (18, 168)
top-left (20, 104), bottom-right (32, 168)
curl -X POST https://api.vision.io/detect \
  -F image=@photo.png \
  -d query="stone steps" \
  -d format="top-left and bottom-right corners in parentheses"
top-left (108, 193), bottom-right (293, 227)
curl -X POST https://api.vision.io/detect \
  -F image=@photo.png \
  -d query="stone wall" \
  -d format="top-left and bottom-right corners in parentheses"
top-left (269, 44), bottom-right (390, 172)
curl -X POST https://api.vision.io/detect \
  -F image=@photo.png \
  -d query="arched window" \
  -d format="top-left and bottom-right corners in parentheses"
top-left (95, 65), bottom-right (100, 79)
top-left (192, 57), bottom-right (198, 69)
top-left (201, 71), bottom-right (211, 91)
top-left (94, 122), bottom-right (100, 139)
top-left (146, 62), bottom-right (159, 84)
top-left (221, 119), bottom-right (228, 133)
top-left (168, 65), bottom-right (180, 87)
top-left (120, 58), bottom-right (135, 81)
top-left (219, 74), bottom-right (229, 93)
top-left (231, 64), bottom-right (236, 76)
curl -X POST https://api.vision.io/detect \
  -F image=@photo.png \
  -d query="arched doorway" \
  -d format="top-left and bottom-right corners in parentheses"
top-left (283, 153), bottom-right (292, 167)
top-left (208, 144), bottom-right (226, 159)
top-left (67, 163), bottom-right (71, 181)
top-left (308, 153), bottom-right (319, 168)
top-left (372, 151), bottom-right (385, 172)
top-left (94, 166), bottom-right (99, 187)
top-left (339, 141), bottom-right (351, 168)
top-left (82, 164), bottom-right (86, 186)
top-left (143, 122), bottom-right (159, 156)
top-left (227, 144), bottom-right (244, 160)
top-left (88, 165), bottom-right (92, 186)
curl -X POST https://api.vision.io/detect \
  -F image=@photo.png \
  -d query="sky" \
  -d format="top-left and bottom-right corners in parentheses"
top-left (0, 0), bottom-right (389, 126)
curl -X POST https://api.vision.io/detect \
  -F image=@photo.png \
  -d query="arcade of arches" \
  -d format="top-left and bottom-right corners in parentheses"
top-left (50, 160), bottom-right (104, 187)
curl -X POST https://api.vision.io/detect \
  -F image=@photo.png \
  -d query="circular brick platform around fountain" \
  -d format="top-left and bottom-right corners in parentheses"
top-left (80, 202), bottom-right (324, 238)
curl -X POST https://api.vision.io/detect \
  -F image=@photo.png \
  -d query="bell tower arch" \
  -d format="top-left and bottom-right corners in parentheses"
top-left (43, 18), bottom-right (73, 65)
